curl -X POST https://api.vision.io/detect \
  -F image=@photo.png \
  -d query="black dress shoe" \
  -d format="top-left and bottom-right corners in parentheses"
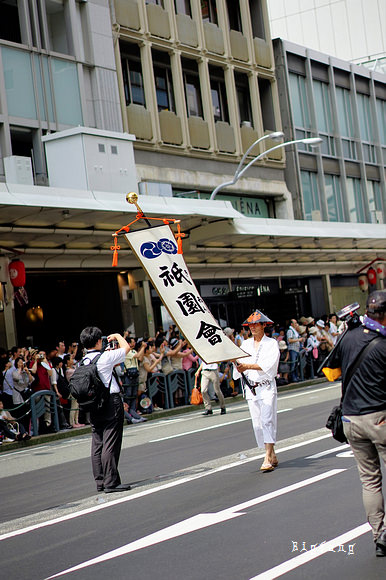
top-left (220, 408), bottom-right (226, 415)
top-left (375, 529), bottom-right (386, 557)
top-left (202, 410), bottom-right (213, 416)
top-left (104, 483), bottom-right (132, 494)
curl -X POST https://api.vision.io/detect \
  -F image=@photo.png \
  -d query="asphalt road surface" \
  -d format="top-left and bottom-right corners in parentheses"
top-left (1, 382), bottom-right (385, 579)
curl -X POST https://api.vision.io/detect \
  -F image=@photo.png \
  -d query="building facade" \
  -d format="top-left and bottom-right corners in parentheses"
top-left (273, 38), bottom-right (386, 225)
top-left (267, 0), bottom-right (386, 73)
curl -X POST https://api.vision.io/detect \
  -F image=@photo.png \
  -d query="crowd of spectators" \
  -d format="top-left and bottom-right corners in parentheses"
top-left (0, 312), bottom-right (346, 443)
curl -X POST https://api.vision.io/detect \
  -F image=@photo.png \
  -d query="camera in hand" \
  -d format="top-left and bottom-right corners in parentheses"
top-left (336, 302), bottom-right (361, 330)
top-left (102, 336), bottom-right (118, 350)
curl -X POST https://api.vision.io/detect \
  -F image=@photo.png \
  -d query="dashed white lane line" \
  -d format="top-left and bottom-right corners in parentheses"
top-left (249, 523), bottom-right (371, 580)
top-left (46, 469), bottom-right (346, 579)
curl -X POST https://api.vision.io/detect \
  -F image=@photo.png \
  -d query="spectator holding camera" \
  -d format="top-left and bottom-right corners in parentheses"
top-left (79, 326), bottom-right (130, 494)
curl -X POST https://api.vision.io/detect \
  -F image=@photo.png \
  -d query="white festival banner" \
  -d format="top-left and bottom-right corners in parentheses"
top-left (125, 225), bottom-right (247, 364)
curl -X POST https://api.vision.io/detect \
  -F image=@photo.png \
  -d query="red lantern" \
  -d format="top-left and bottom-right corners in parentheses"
top-left (376, 263), bottom-right (386, 280)
top-left (8, 259), bottom-right (26, 287)
top-left (358, 274), bottom-right (368, 292)
top-left (367, 267), bottom-right (377, 286)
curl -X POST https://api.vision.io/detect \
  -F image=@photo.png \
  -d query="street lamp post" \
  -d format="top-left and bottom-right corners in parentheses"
top-left (209, 136), bottom-right (323, 200)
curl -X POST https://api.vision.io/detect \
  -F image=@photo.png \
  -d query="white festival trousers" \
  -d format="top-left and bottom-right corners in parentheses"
top-left (247, 387), bottom-right (277, 448)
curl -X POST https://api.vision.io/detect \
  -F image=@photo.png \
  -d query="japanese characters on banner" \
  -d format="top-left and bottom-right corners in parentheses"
top-left (125, 225), bottom-right (247, 364)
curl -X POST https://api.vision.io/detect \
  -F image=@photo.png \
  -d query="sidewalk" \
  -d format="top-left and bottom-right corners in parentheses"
top-left (0, 377), bottom-right (328, 453)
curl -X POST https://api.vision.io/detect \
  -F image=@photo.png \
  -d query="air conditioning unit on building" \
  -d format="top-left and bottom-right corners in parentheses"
top-left (4, 156), bottom-right (34, 185)
top-left (138, 181), bottom-right (173, 197)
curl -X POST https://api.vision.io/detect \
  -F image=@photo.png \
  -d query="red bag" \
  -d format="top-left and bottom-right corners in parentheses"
top-left (190, 386), bottom-right (203, 405)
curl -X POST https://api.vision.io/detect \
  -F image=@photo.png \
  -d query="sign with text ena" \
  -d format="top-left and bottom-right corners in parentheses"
top-left (125, 225), bottom-right (247, 364)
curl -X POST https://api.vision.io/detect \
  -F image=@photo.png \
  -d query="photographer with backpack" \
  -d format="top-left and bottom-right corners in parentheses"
top-left (78, 326), bottom-right (130, 494)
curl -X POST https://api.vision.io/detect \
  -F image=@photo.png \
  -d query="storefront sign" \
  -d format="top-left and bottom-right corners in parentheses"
top-left (200, 284), bottom-right (229, 298)
top-left (125, 225), bottom-right (247, 364)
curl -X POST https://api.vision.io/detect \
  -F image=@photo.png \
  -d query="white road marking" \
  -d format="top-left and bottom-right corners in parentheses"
top-left (46, 469), bottom-right (345, 579)
top-left (249, 522), bottom-right (371, 580)
top-left (306, 444), bottom-right (349, 459)
top-left (0, 432), bottom-right (332, 542)
top-left (149, 409), bottom-right (292, 443)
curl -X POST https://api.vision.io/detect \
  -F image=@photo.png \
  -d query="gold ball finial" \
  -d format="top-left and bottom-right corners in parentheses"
top-left (126, 192), bottom-right (138, 204)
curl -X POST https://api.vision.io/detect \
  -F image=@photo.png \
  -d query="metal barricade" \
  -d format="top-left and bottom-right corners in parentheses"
top-left (167, 370), bottom-right (188, 408)
top-left (30, 390), bottom-right (59, 436)
top-left (146, 373), bottom-right (170, 409)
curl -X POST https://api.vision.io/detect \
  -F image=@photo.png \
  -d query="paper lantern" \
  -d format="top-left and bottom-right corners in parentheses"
top-left (376, 263), bottom-right (386, 280)
top-left (358, 274), bottom-right (368, 292)
top-left (367, 267), bottom-right (377, 286)
top-left (8, 259), bottom-right (26, 287)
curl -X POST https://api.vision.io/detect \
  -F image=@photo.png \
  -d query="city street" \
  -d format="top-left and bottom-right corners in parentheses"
top-left (1, 382), bottom-right (385, 579)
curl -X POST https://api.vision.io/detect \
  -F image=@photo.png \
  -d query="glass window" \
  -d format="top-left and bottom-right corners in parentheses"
top-left (2, 47), bottom-right (37, 119)
top-left (357, 93), bottom-right (373, 142)
top-left (174, 0), bottom-right (191, 16)
top-left (376, 99), bottom-right (386, 145)
top-left (289, 73), bottom-right (311, 130)
top-left (346, 177), bottom-right (366, 223)
top-left (182, 59), bottom-right (202, 117)
top-left (201, 0), bottom-right (217, 24)
top-left (235, 72), bottom-right (252, 125)
top-left (325, 174), bottom-right (344, 222)
top-left (366, 180), bottom-right (383, 214)
top-left (121, 44), bottom-right (146, 107)
top-left (0, 0), bottom-right (22, 43)
top-left (51, 58), bottom-right (83, 125)
top-left (258, 77), bottom-right (276, 131)
top-left (209, 66), bottom-right (229, 122)
top-left (301, 171), bottom-right (320, 220)
top-left (249, 0), bottom-right (265, 40)
top-left (336, 86), bottom-right (357, 160)
top-left (225, 0), bottom-right (242, 32)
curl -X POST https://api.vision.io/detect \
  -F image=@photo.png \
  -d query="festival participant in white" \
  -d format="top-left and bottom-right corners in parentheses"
top-left (233, 310), bottom-right (280, 472)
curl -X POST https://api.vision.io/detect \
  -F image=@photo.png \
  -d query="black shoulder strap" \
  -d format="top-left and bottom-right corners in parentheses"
top-left (342, 336), bottom-right (382, 403)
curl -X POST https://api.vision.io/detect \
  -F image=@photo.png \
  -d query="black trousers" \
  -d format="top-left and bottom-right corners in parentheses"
top-left (90, 394), bottom-right (124, 490)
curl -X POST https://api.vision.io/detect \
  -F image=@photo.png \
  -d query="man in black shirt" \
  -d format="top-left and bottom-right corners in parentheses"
top-left (330, 290), bottom-right (386, 556)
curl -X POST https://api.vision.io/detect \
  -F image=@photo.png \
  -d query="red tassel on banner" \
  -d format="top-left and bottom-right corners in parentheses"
top-left (175, 222), bottom-right (186, 254)
top-left (111, 236), bottom-right (120, 267)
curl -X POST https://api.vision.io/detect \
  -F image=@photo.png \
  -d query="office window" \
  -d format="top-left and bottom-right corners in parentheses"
top-left (289, 73), bottom-right (312, 149)
top-left (336, 86), bottom-right (357, 160)
top-left (357, 93), bottom-right (376, 163)
top-left (346, 177), bottom-right (366, 223)
top-left (366, 180), bottom-right (383, 217)
top-left (235, 72), bottom-right (252, 125)
top-left (0, 0), bottom-right (22, 43)
top-left (201, 0), bottom-right (217, 24)
top-left (313, 80), bottom-right (335, 156)
top-left (301, 171), bottom-right (320, 221)
top-left (2, 47), bottom-right (37, 119)
top-left (209, 66), bottom-right (229, 122)
top-left (225, 0), bottom-right (242, 32)
top-left (325, 174), bottom-right (344, 222)
top-left (182, 59), bottom-right (202, 117)
top-left (153, 50), bottom-right (175, 112)
top-left (174, 0), bottom-right (191, 16)
top-left (258, 77), bottom-right (276, 131)
top-left (43, 0), bottom-right (72, 55)
top-left (249, 0), bottom-right (265, 40)
top-left (121, 44), bottom-right (145, 106)
top-left (376, 99), bottom-right (386, 145)
top-left (51, 59), bottom-right (83, 125)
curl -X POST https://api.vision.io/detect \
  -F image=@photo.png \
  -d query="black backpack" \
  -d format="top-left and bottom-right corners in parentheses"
top-left (69, 352), bottom-right (109, 410)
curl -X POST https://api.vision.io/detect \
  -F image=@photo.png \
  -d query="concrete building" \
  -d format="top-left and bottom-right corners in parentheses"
top-left (267, 0), bottom-right (386, 73)
top-left (0, 1), bottom-right (385, 349)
